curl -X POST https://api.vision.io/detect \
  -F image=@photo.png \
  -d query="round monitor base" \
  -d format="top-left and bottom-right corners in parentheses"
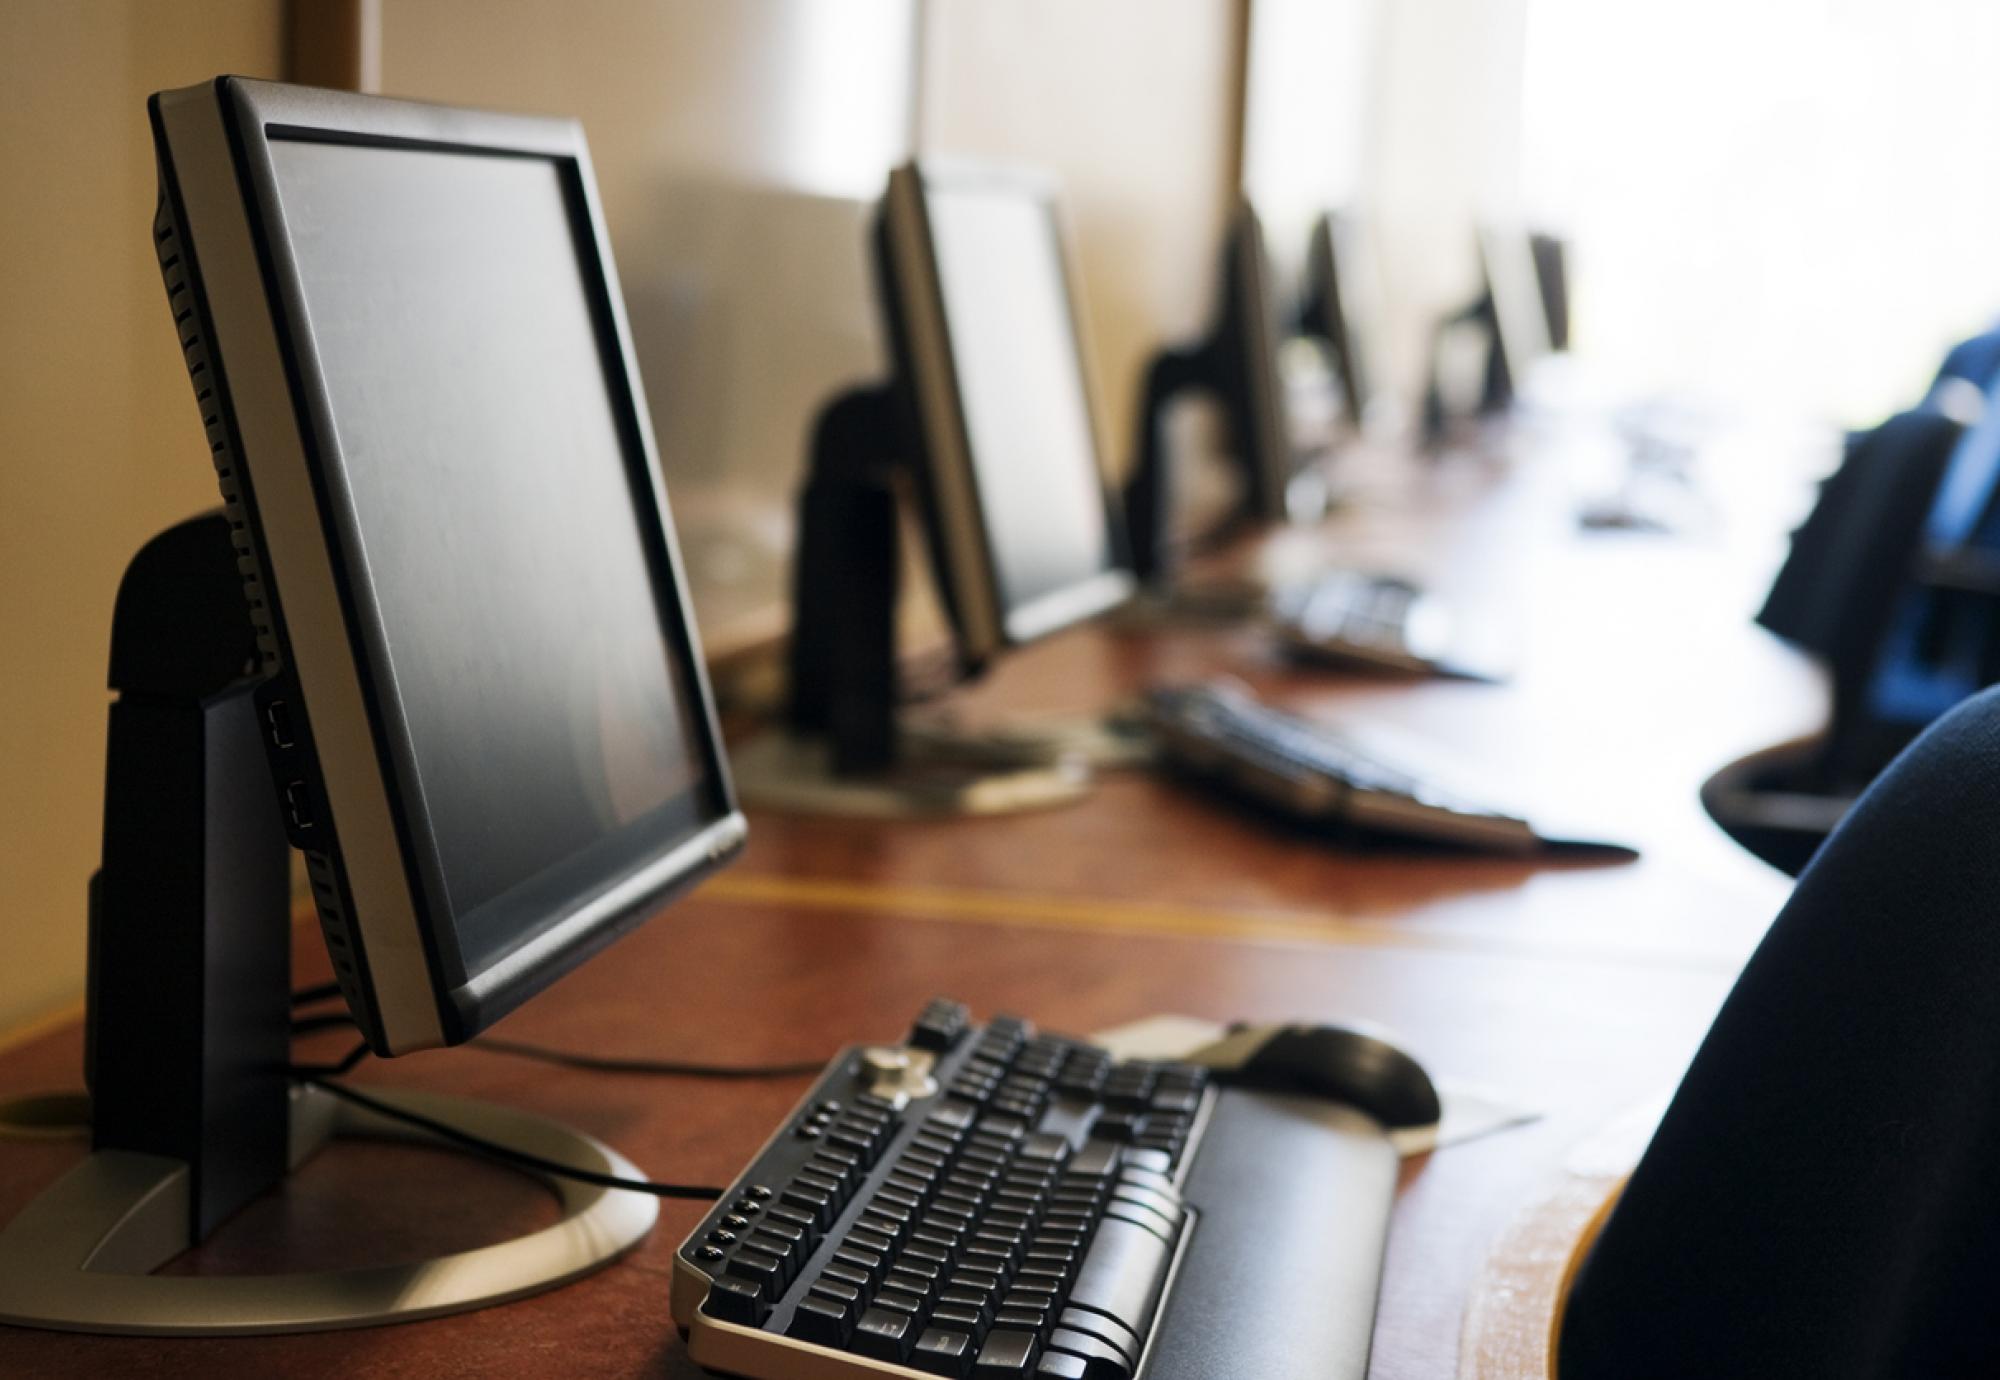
top-left (900, 708), bottom-right (1153, 772)
top-left (731, 731), bottom-right (1093, 818)
top-left (0, 1085), bottom-right (657, 1335)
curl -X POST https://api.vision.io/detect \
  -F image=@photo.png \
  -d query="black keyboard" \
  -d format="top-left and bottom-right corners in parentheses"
top-left (1272, 571), bottom-right (1436, 672)
top-left (1144, 680), bottom-right (1542, 854)
top-left (673, 1000), bottom-right (1399, 1378)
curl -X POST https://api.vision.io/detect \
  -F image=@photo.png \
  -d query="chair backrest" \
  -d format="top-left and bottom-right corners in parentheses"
top-left (1758, 408), bottom-right (1964, 685)
top-left (1563, 683), bottom-right (2000, 1377)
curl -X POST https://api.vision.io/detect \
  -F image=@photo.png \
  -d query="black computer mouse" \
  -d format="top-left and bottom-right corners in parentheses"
top-left (1196, 1022), bottom-right (1442, 1133)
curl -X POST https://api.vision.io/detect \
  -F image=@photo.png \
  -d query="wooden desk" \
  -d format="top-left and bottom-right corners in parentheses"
top-left (0, 451), bottom-right (1827, 1378)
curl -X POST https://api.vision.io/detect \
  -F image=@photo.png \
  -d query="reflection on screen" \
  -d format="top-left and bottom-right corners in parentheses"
top-left (926, 185), bottom-right (1115, 620)
top-left (268, 138), bottom-right (710, 968)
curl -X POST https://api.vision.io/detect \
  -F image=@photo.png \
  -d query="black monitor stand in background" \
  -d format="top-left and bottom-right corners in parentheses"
top-left (785, 385), bottom-right (904, 776)
top-left (1123, 207), bottom-right (1293, 590)
top-left (733, 387), bottom-right (1102, 818)
top-left (0, 513), bottom-right (655, 1336)
top-left (1124, 342), bottom-right (1234, 585)
top-left (1530, 232), bottom-right (1571, 354)
top-left (1422, 232), bottom-right (1571, 450)
top-left (1420, 290), bottom-right (1512, 450)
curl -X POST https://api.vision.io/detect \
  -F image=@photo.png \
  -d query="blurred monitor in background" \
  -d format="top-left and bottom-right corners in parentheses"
top-left (1478, 222), bottom-right (1556, 413)
top-left (1299, 209), bottom-right (1388, 435)
top-left (1531, 230), bottom-right (1573, 353)
top-left (1422, 225), bottom-right (1556, 440)
top-left (1125, 200), bottom-right (1307, 582)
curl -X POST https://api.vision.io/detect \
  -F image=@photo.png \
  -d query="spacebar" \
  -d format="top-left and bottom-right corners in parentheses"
top-left (1064, 1215), bottom-right (1175, 1344)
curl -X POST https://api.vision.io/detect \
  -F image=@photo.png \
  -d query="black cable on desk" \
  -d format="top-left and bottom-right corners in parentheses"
top-left (289, 989), bottom-right (827, 1080)
top-left (297, 1075), bottom-right (724, 1201)
top-left (471, 1036), bottom-right (826, 1081)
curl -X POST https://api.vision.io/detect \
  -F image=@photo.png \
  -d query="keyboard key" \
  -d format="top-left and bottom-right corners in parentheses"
top-left (911, 998), bottom-right (972, 1052)
top-left (937, 1287), bottom-right (992, 1323)
top-left (852, 1305), bottom-right (919, 1363)
top-left (820, 1262), bottom-right (870, 1291)
top-left (1019, 1132), bottom-right (1070, 1164)
top-left (763, 1203), bottom-right (820, 1245)
top-left (1035, 1354), bottom-right (1089, 1379)
top-left (995, 1306), bottom-right (1050, 1336)
top-left (903, 1241), bottom-right (953, 1272)
top-left (833, 1244), bottom-right (886, 1282)
top-left (781, 1183), bottom-right (836, 1228)
top-left (886, 1266), bottom-right (939, 1298)
top-left (723, 1246), bottom-right (784, 1293)
top-left (930, 1304), bottom-right (985, 1333)
top-left (701, 1274), bottom-right (768, 1326)
top-left (929, 1100), bottom-right (979, 1134)
top-left (1067, 1140), bottom-right (1121, 1178)
top-left (875, 1288), bottom-right (926, 1318)
top-left (788, 1294), bottom-right (851, 1347)
top-left (974, 1328), bottom-right (1041, 1377)
top-left (849, 1225), bottom-right (896, 1256)
top-left (913, 1326), bottom-right (976, 1377)
top-left (810, 1278), bottom-right (861, 1309)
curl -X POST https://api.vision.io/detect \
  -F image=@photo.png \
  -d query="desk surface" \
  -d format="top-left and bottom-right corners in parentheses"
top-left (0, 445), bottom-right (1827, 1378)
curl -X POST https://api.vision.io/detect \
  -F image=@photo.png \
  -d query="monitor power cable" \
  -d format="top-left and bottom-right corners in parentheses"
top-left (289, 985), bottom-right (828, 1080)
top-left (292, 1054), bottom-right (726, 1202)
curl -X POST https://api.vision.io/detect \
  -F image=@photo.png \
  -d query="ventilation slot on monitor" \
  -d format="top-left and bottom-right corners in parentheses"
top-left (305, 847), bottom-right (380, 1042)
top-left (150, 192), bottom-right (280, 676)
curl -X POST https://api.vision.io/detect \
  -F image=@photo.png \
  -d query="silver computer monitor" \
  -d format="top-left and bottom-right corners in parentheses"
top-left (1305, 210), bottom-right (1381, 428)
top-left (150, 77), bottom-right (744, 1056)
top-left (1478, 223), bottom-right (1554, 401)
top-left (878, 161), bottom-right (1135, 662)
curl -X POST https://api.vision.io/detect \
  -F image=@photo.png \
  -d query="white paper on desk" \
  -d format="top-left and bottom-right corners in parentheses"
top-left (1091, 1014), bottom-right (1541, 1159)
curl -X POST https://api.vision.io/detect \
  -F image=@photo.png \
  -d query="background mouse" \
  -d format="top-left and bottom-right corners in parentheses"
top-left (1189, 1022), bottom-right (1442, 1134)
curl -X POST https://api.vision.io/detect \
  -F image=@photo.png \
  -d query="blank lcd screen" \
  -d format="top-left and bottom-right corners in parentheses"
top-left (925, 185), bottom-right (1116, 623)
top-left (267, 137), bottom-right (714, 972)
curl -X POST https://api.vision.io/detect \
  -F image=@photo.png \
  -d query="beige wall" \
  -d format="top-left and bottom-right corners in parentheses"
top-left (1366, 0), bottom-right (1530, 401)
top-left (0, 2), bottom-right (287, 1036)
top-left (376, 0), bottom-right (919, 240)
top-left (377, 0), bottom-right (920, 656)
top-left (918, 0), bottom-right (1246, 480)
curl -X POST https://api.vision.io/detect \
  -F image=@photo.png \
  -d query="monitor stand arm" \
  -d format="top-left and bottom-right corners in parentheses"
top-left (0, 513), bottom-right (654, 1335)
top-left (734, 388), bottom-right (1096, 817)
top-left (1422, 292), bottom-right (1503, 448)
top-left (1123, 344), bottom-right (1214, 586)
top-left (787, 383), bottom-right (906, 776)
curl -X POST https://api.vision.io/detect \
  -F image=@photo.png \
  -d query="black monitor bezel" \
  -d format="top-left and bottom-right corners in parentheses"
top-left (213, 79), bottom-right (742, 1042)
top-left (875, 160), bottom-right (1136, 667)
top-left (1305, 209), bottom-right (1372, 430)
top-left (1215, 199), bottom-right (1295, 524)
top-left (1476, 222), bottom-right (1553, 411)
